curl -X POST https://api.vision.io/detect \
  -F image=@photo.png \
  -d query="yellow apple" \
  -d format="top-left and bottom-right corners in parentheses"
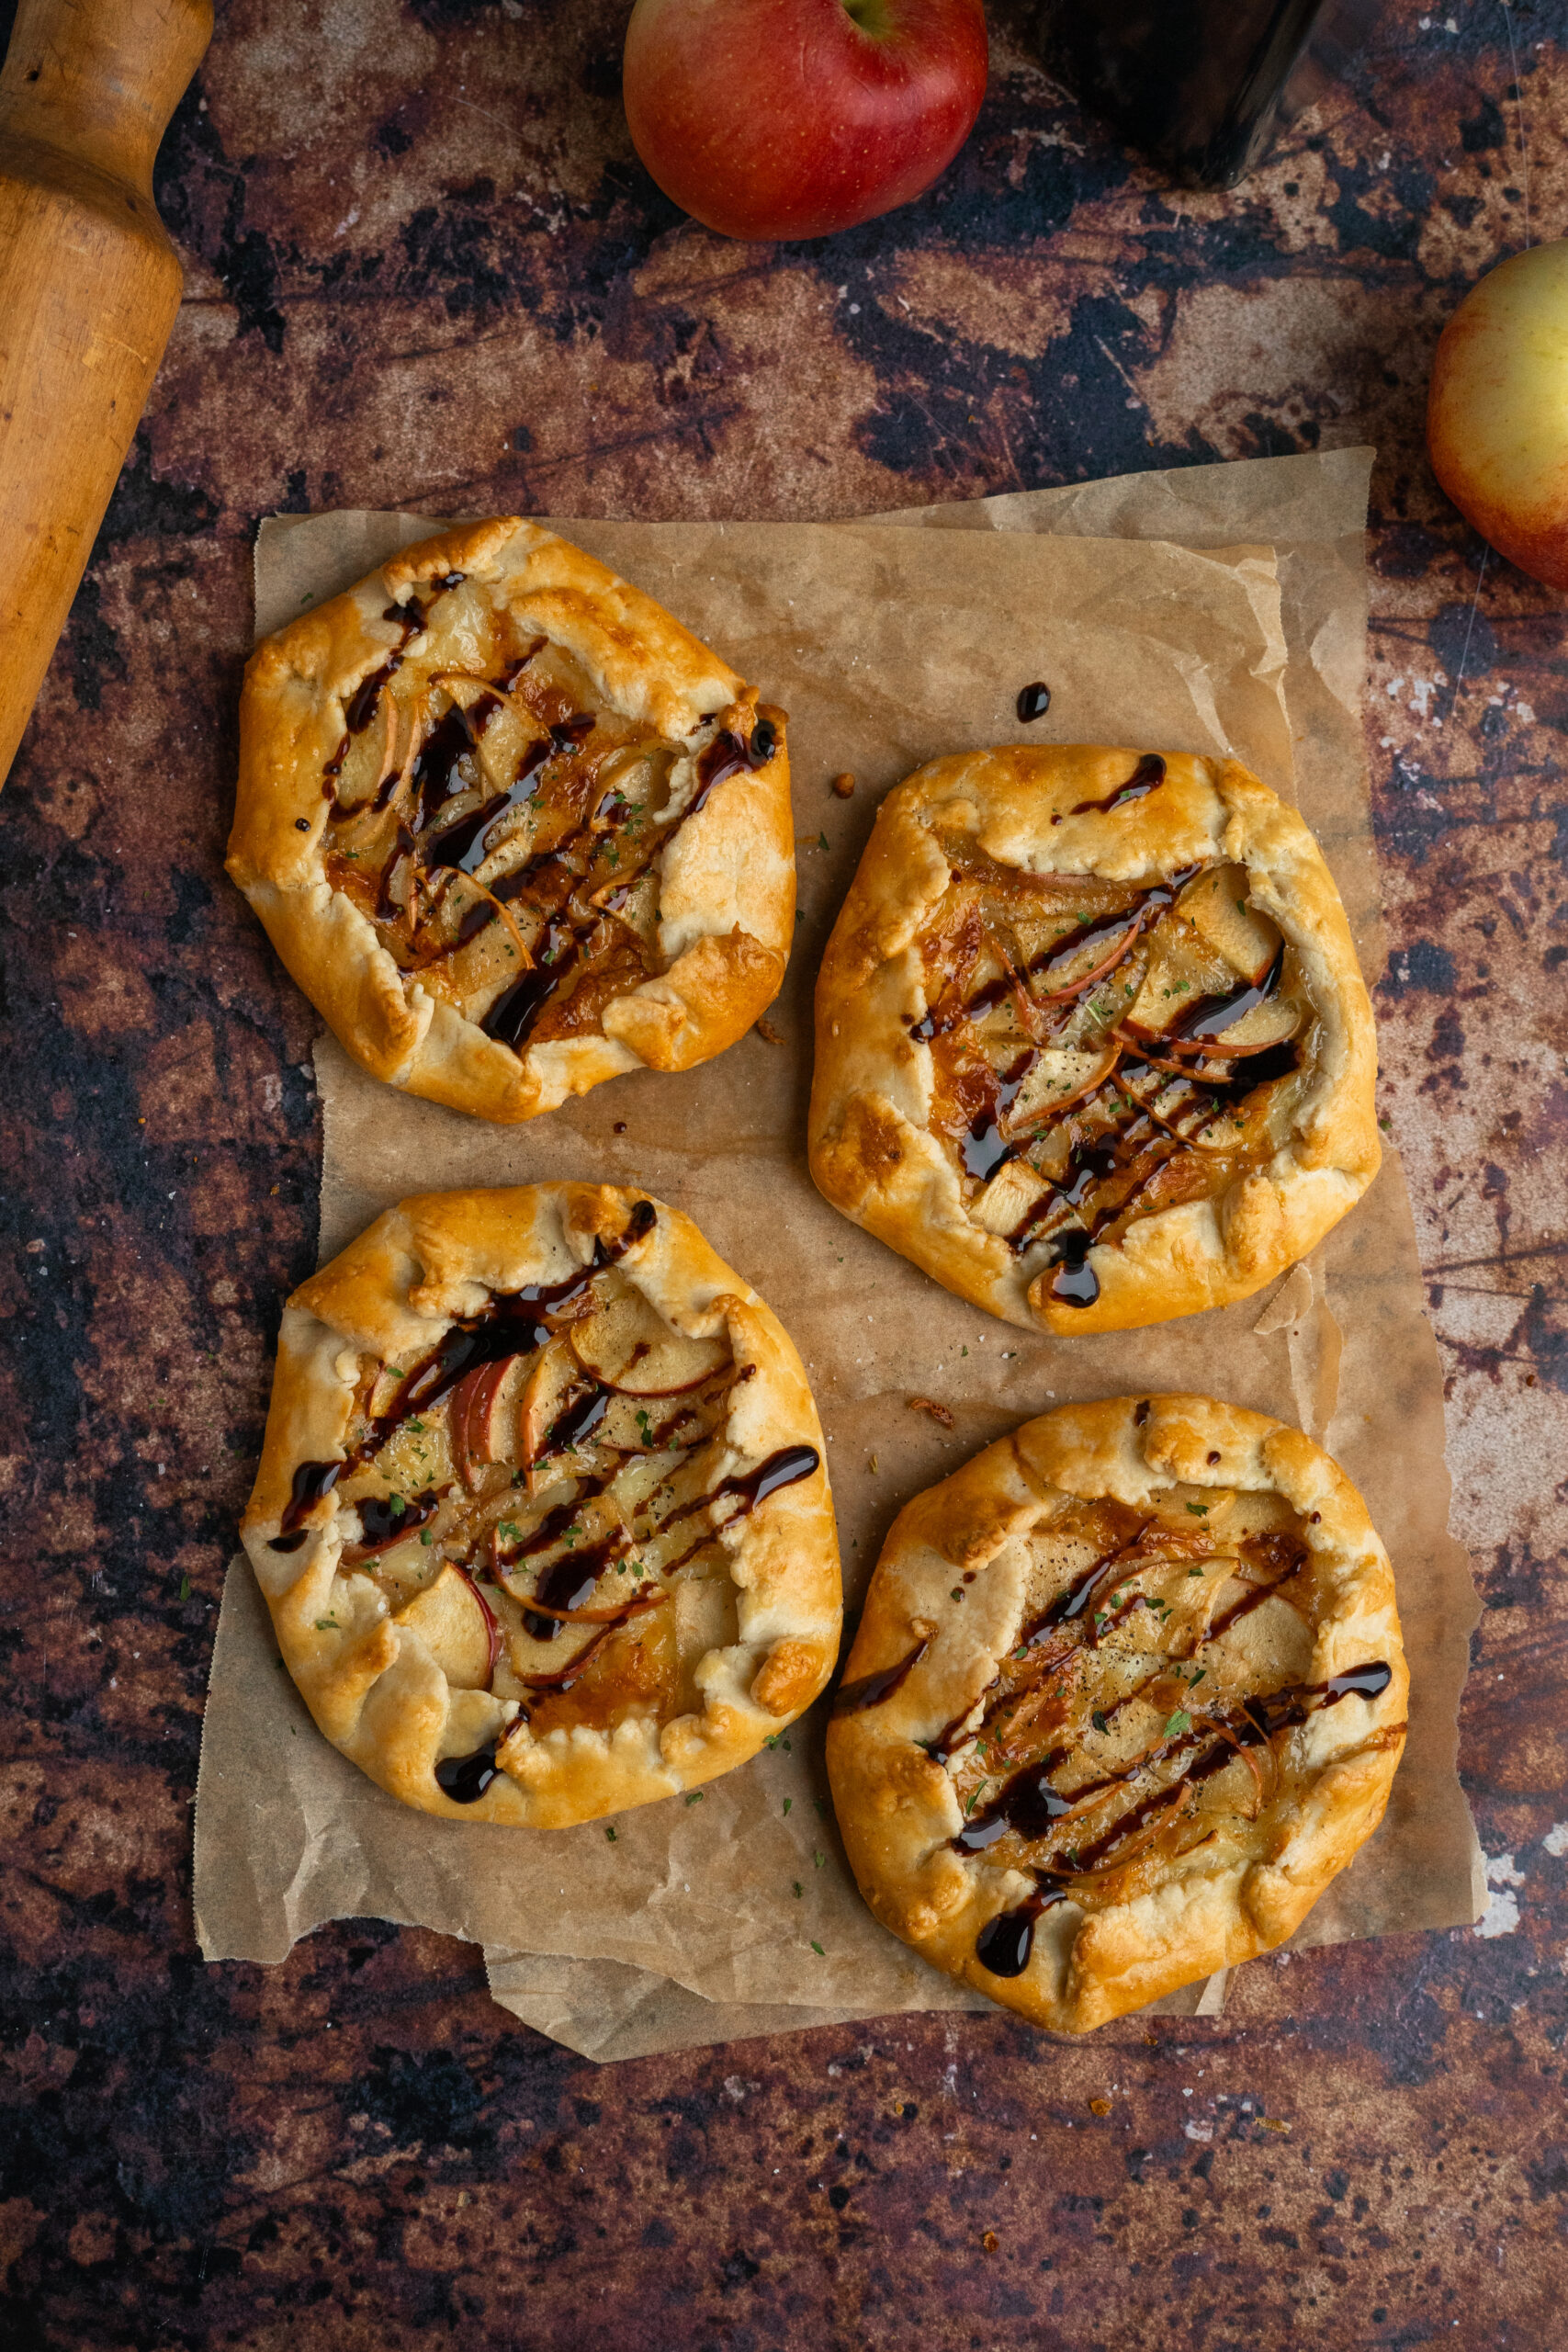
top-left (395, 1566), bottom-right (496, 1689)
top-left (1428, 241), bottom-right (1568, 589)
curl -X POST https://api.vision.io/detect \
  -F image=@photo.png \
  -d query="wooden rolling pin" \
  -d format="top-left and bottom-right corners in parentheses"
top-left (0, 0), bottom-right (212, 787)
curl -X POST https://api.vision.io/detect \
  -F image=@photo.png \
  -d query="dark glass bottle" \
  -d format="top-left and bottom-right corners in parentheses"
top-left (1041, 0), bottom-right (1383, 189)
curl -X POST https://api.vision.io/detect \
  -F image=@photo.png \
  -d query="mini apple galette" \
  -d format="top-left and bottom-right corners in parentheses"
top-left (228, 519), bottom-right (794, 1123)
top-left (808, 746), bottom-right (1380, 1334)
top-left (241, 1184), bottom-right (840, 1825)
top-left (827, 1395), bottom-right (1406, 2032)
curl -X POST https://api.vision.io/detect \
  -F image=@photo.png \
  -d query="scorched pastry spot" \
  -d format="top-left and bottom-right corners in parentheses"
top-left (807, 745), bottom-right (1380, 1334)
top-left (228, 518), bottom-right (795, 1122)
top-left (826, 1394), bottom-right (1407, 2032)
top-left (241, 1184), bottom-right (841, 1825)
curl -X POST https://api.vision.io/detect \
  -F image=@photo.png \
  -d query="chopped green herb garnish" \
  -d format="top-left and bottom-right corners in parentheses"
top-left (813, 1849), bottom-right (826, 1868)
top-left (783, 1798), bottom-right (792, 1815)
top-left (1189, 1566), bottom-right (1205, 1577)
top-left (1091, 1709), bottom-right (1108, 1734)
top-left (1185, 1502), bottom-right (1209, 1517)
top-left (810, 1940), bottom-right (825, 1956)
top-left (605, 1826), bottom-right (617, 1842)
top-left (1164, 1709), bottom-right (1192, 1738)
top-left (685, 1791), bottom-right (704, 1805)
top-left (793, 1882), bottom-right (803, 1898)
top-left (178, 1576), bottom-right (193, 1600)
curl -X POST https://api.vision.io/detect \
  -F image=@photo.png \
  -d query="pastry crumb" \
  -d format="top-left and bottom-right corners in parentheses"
top-left (908, 1396), bottom-right (955, 1430)
top-left (754, 1018), bottom-right (784, 1045)
top-left (831, 771), bottom-right (855, 798)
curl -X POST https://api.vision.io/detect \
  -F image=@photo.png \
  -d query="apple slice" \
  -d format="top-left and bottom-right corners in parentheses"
top-left (568, 1285), bottom-right (728, 1396)
top-left (1005, 1046), bottom-right (1120, 1128)
top-left (517, 1337), bottom-right (602, 1495)
top-left (971, 1159), bottom-right (1053, 1238)
top-left (395, 1565), bottom-right (497, 1689)
top-left (1186, 995), bottom-right (1303, 1057)
top-left (448, 1356), bottom-right (518, 1493)
top-left (1179, 865), bottom-right (1281, 983)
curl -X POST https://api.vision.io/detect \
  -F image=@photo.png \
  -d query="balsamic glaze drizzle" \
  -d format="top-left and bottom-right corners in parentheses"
top-left (833, 1639), bottom-right (930, 1717)
top-left (1168, 944), bottom-right (1284, 1047)
top-left (961, 1660), bottom-right (1393, 1967)
top-left (472, 718), bottom-right (778, 1057)
top-left (345, 656), bottom-right (402, 735)
top-left (1051, 752), bottom-right (1167, 826)
top-left (904, 846), bottom-right (1303, 1307)
top-left (908, 870), bottom-right (1193, 1046)
top-left (1016, 682), bottom-right (1052, 723)
top-left (276, 1204), bottom-right (659, 1549)
top-left (713, 1443), bottom-right (822, 1516)
top-left (265, 1199), bottom-right (823, 1794)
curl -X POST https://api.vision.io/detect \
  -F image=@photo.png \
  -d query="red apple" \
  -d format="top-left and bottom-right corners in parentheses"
top-left (622, 0), bottom-right (988, 243)
top-left (1427, 241), bottom-right (1568, 590)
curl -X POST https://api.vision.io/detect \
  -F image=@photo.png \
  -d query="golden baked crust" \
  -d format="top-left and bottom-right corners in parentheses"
top-left (826, 1395), bottom-right (1406, 2032)
top-left (241, 1183), bottom-right (840, 1826)
top-left (229, 519), bottom-right (795, 1122)
top-left (808, 746), bottom-right (1380, 1334)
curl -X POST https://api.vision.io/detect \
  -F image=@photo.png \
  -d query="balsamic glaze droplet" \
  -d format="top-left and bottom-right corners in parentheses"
top-left (268, 1530), bottom-right (310, 1554)
top-left (1016, 682), bottom-right (1052, 723)
top-left (976, 1905), bottom-right (1036, 1977)
top-left (975, 1878), bottom-right (1068, 1977)
top-left (281, 1459), bottom-right (342, 1532)
top-left (354, 1490), bottom-right (438, 1551)
top-left (434, 1741), bottom-right (501, 1804)
top-left (1048, 1231), bottom-right (1100, 1308)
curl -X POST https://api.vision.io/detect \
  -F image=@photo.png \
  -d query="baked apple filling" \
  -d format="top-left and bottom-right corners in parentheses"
top-left (912, 775), bottom-right (1313, 1307)
top-left (844, 1468), bottom-right (1396, 1980)
top-left (270, 1204), bottom-right (818, 1798)
top-left (318, 572), bottom-right (777, 1057)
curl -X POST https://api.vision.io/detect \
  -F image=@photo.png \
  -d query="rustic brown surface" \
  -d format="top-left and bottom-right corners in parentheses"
top-left (3, 2), bottom-right (1566, 2344)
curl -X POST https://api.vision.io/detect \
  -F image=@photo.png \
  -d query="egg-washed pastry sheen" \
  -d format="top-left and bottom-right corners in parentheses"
top-left (241, 1184), bottom-right (840, 1826)
top-left (808, 746), bottom-right (1380, 1334)
top-left (227, 519), bottom-right (795, 1123)
top-left (827, 1396), bottom-right (1406, 2032)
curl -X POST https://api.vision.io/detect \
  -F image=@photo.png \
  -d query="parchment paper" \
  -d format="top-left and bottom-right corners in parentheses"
top-left (196, 452), bottom-right (1482, 2062)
